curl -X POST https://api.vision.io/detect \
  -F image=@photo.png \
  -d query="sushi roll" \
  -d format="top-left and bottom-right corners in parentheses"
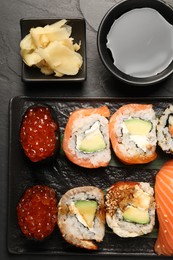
top-left (157, 105), bottom-right (173, 154)
top-left (62, 106), bottom-right (111, 168)
top-left (57, 186), bottom-right (105, 250)
top-left (109, 104), bottom-right (157, 164)
top-left (105, 182), bottom-right (155, 238)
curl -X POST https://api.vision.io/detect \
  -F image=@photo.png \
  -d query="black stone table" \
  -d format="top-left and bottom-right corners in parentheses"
top-left (1, 0), bottom-right (172, 260)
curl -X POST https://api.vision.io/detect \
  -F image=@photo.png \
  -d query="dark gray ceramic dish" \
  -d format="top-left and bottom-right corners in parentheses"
top-left (8, 95), bottom-right (173, 255)
top-left (20, 18), bottom-right (86, 82)
top-left (97, 0), bottom-right (173, 86)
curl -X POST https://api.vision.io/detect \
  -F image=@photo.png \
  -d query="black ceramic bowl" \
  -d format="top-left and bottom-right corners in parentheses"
top-left (97, 0), bottom-right (173, 86)
top-left (20, 18), bottom-right (86, 82)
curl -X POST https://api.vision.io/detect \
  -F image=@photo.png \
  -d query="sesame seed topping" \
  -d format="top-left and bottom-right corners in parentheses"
top-left (105, 183), bottom-right (136, 217)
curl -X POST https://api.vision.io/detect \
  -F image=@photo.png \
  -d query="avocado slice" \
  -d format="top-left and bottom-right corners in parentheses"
top-left (124, 118), bottom-right (152, 135)
top-left (75, 200), bottom-right (97, 228)
top-left (78, 132), bottom-right (106, 153)
top-left (123, 206), bottom-right (150, 224)
top-left (77, 121), bottom-right (106, 153)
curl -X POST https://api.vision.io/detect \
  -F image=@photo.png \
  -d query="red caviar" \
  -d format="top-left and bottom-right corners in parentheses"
top-left (16, 185), bottom-right (57, 240)
top-left (20, 106), bottom-right (57, 162)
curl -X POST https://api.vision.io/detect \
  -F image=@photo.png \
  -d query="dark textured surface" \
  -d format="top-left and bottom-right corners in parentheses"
top-left (1, 0), bottom-right (173, 259)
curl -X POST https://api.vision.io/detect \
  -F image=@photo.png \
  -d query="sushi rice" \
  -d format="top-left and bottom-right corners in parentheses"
top-left (69, 114), bottom-right (110, 165)
top-left (105, 182), bottom-right (155, 238)
top-left (109, 104), bottom-right (158, 164)
top-left (57, 186), bottom-right (105, 250)
top-left (63, 106), bottom-right (111, 168)
top-left (157, 104), bottom-right (173, 153)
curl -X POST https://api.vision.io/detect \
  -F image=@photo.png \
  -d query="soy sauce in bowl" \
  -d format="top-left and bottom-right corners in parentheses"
top-left (97, 0), bottom-right (173, 86)
top-left (106, 8), bottom-right (173, 78)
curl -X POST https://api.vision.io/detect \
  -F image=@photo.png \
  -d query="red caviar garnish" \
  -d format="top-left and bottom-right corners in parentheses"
top-left (20, 106), bottom-right (57, 162)
top-left (16, 185), bottom-right (57, 240)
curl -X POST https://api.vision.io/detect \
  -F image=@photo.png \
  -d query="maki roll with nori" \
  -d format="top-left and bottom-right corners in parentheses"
top-left (57, 186), bottom-right (105, 250)
top-left (105, 182), bottom-right (155, 237)
top-left (62, 106), bottom-right (111, 168)
top-left (20, 104), bottom-right (60, 162)
top-left (157, 105), bottom-right (173, 154)
top-left (109, 104), bottom-right (157, 164)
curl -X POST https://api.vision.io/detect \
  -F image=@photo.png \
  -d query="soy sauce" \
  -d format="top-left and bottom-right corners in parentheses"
top-left (107, 8), bottom-right (173, 78)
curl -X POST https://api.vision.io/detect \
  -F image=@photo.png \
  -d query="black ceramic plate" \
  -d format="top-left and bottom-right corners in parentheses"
top-left (8, 96), bottom-right (173, 255)
top-left (20, 18), bottom-right (86, 82)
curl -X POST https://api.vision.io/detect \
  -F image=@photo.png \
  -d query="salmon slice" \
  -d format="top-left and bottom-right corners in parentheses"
top-left (62, 106), bottom-right (110, 168)
top-left (109, 104), bottom-right (157, 164)
top-left (154, 160), bottom-right (173, 256)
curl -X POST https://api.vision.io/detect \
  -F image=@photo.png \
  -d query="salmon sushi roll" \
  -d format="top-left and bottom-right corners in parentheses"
top-left (105, 182), bottom-right (155, 237)
top-left (57, 186), bottom-right (105, 250)
top-left (157, 105), bottom-right (173, 154)
top-left (62, 106), bottom-right (111, 168)
top-left (109, 104), bottom-right (157, 164)
top-left (154, 160), bottom-right (173, 256)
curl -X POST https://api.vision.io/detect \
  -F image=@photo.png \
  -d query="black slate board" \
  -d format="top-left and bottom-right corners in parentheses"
top-left (8, 96), bottom-right (173, 255)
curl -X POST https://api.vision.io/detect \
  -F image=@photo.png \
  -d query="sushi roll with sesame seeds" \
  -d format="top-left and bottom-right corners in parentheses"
top-left (157, 105), bottom-right (173, 154)
top-left (105, 182), bottom-right (155, 237)
top-left (57, 186), bottom-right (105, 250)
